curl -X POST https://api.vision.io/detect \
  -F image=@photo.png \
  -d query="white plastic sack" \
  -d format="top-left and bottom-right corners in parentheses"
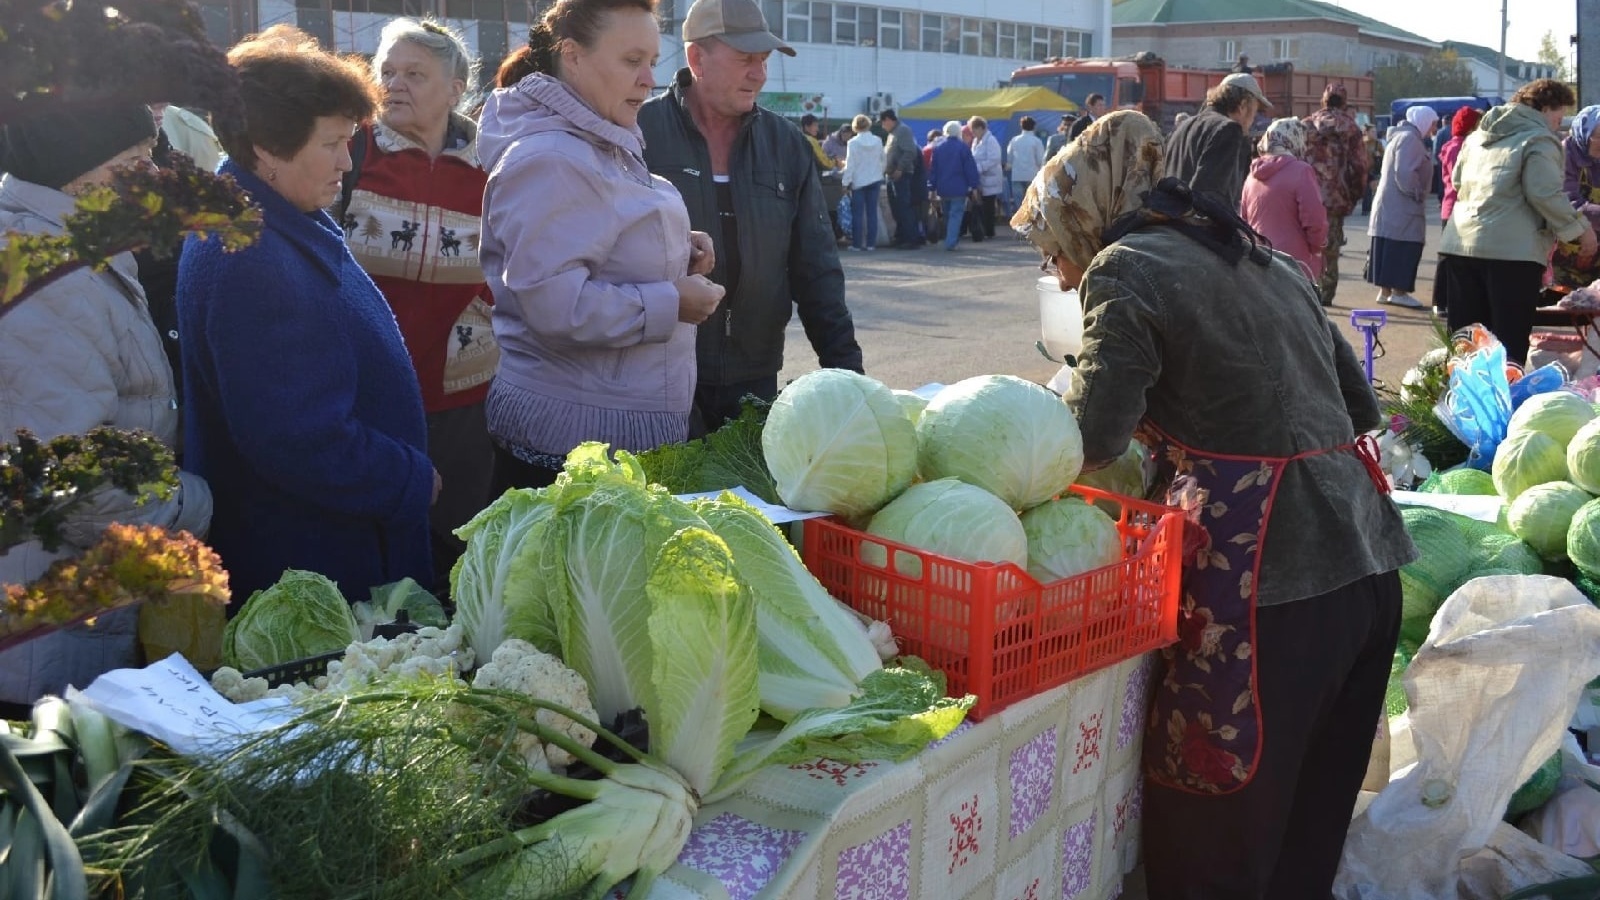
top-left (1335, 575), bottom-right (1600, 900)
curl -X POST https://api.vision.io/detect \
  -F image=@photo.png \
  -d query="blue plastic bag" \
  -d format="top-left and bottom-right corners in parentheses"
top-left (837, 195), bottom-right (852, 235)
top-left (1434, 342), bottom-right (1512, 471)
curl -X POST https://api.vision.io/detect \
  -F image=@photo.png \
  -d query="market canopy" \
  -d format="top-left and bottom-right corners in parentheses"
top-left (896, 87), bottom-right (1080, 120)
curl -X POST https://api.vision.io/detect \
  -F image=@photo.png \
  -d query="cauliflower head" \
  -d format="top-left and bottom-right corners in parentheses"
top-left (471, 639), bottom-right (598, 768)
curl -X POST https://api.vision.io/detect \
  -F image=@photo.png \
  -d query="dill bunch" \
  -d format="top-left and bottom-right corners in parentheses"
top-left (82, 681), bottom-right (651, 900)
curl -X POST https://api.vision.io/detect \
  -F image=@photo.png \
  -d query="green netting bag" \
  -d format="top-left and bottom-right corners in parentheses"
top-left (1384, 648), bottom-right (1411, 719)
top-left (1396, 506), bottom-right (1545, 654)
top-left (1416, 467), bottom-right (1499, 496)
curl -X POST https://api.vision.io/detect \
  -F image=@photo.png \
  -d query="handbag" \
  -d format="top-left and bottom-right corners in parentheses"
top-left (837, 194), bottom-right (852, 235)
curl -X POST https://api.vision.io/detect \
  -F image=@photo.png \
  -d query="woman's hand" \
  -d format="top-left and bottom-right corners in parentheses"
top-left (1581, 225), bottom-right (1599, 264)
top-left (688, 231), bottom-right (716, 276)
top-left (675, 274), bottom-right (725, 325)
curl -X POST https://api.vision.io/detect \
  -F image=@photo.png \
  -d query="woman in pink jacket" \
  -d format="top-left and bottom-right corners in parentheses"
top-left (1241, 117), bottom-right (1329, 283)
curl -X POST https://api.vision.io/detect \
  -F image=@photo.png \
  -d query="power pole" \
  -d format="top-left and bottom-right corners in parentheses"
top-left (1582, 0), bottom-right (1600, 105)
top-left (1497, 0), bottom-right (1507, 99)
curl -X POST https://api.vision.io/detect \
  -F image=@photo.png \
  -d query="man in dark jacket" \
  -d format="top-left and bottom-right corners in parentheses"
top-left (1067, 93), bottom-right (1104, 140)
top-left (638, 0), bottom-right (864, 434)
top-left (879, 109), bottom-right (923, 249)
top-left (1165, 73), bottom-right (1270, 211)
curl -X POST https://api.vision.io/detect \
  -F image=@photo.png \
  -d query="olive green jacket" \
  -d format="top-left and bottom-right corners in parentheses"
top-left (1441, 103), bottom-right (1588, 264)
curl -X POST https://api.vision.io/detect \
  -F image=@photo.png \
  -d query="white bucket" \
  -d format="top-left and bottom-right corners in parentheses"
top-left (1037, 276), bottom-right (1083, 359)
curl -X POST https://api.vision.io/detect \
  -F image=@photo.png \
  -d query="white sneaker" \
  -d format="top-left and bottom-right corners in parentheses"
top-left (1376, 296), bottom-right (1427, 310)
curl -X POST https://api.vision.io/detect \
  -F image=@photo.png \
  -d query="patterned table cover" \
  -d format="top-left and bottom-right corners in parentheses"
top-left (649, 654), bottom-right (1154, 900)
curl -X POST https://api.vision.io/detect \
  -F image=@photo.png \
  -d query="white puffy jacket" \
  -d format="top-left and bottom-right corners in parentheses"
top-left (971, 131), bottom-right (1006, 197)
top-left (0, 175), bottom-right (212, 704)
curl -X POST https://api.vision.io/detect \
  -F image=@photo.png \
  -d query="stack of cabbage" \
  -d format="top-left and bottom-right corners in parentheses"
top-left (761, 369), bottom-right (1144, 584)
top-left (1487, 392), bottom-right (1600, 581)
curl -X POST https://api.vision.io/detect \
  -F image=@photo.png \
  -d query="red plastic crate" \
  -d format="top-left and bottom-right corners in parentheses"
top-left (801, 484), bottom-right (1183, 720)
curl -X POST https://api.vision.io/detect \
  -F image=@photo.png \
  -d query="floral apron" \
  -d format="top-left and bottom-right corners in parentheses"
top-left (1137, 424), bottom-right (1389, 794)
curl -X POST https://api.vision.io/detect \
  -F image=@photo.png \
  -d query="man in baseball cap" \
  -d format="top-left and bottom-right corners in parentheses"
top-left (636, 0), bottom-right (861, 434)
top-left (682, 0), bottom-right (795, 56)
top-left (1220, 72), bottom-right (1273, 111)
top-left (1163, 72), bottom-right (1272, 211)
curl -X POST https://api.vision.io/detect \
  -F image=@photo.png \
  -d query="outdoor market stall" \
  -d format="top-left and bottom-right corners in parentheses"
top-left (0, 370), bottom-right (1177, 900)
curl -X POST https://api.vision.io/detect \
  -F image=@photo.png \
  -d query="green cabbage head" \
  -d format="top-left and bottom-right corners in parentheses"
top-left (1568, 497), bottom-right (1600, 579)
top-left (866, 478), bottom-right (1028, 572)
top-left (1567, 418), bottom-right (1600, 494)
top-left (222, 569), bottom-right (359, 671)
top-left (762, 369), bottom-right (918, 519)
top-left (1492, 430), bottom-right (1569, 501)
top-left (1019, 496), bottom-right (1122, 583)
top-left (1507, 481), bottom-right (1593, 560)
top-left (1507, 391), bottom-right (1596, 447)
top-left (892, 390), bottom-right (929, 426)
top-left (916, 375), bottom-right (1084, 512)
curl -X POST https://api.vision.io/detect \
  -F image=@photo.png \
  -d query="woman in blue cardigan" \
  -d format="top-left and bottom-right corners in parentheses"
top-left (179, 25), bottom-right (438, 600)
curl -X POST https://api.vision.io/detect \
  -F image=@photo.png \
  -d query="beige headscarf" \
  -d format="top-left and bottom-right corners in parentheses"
top-left (1010, 110), bottom-right (1165, 272)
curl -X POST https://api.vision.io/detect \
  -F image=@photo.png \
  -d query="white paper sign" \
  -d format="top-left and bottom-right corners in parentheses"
top-left (673, 485), bottom-right (829, 525)
top-left (79, 654), bottom-right (293, 756)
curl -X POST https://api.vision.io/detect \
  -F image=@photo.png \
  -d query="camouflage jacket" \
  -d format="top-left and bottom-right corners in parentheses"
top-left (1303, 106), bottom-right (1367, 216)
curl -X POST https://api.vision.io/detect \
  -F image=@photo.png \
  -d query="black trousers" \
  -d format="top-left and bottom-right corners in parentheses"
top-left (973, 194), bottom-right (998, 238)
top-left (488, 442), bottom-right (561, 496)
top-left (1440, 254), bottom-right (1547, 366)
top-left (689, 374), bottom-right (778, 438)
top-left (426, 403), bottom-right (494, 594)
top-left (1143, 570), bottom-right (1401, 900)
top-left (886, 172), bottom-right (918, 245)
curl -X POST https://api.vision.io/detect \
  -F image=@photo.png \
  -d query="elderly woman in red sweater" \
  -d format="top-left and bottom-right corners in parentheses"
top-left (1240, 117), bottom-right (1329, 283)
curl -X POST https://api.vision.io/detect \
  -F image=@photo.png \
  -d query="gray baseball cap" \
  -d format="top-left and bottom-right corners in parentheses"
top-left (1220, 73), bottom-right (1273, 109)
top-left (683, 0), bottom-right (796, 56)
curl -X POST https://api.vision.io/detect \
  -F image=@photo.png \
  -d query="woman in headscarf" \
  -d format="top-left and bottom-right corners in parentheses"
top-left (1366, 104), bottom-right (1439, 309)
top-left (1239, 116), bottom-right (1328, 282)
top-left (1432, 106), bottom-right (1483, 315)
top-left (1013, 109), bottom-right (1415, 900)
top-left (1552, 103), bottom-right (1600, 291)
top-left (1441, 79), bottom-right (1596, 364)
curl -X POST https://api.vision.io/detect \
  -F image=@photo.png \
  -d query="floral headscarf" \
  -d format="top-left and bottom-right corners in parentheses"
top-left (1573, 105), bottom-right (1600, 149)
top-left (1258, 117), bottom-right (1306, 158)
top-left (1010, 109), bottom-right (1164, 272)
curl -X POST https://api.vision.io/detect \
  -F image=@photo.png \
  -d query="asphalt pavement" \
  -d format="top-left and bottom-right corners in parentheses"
top-left (776, 206), bottom-right (1452, 396)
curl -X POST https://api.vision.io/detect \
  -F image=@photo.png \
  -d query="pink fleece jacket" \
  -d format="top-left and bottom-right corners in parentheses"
top-left (1240, 154), bottom-right (1330, 281)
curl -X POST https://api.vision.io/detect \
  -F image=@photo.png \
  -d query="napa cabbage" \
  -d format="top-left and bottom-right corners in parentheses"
top-left (916, 375), bottom-right (1084, 511)
top-left (452, 487), bottom-right (560, 664)
top-left (762, 369), bottom-right (918, 519)
top-left (690, 493), bottom-right (884, 720)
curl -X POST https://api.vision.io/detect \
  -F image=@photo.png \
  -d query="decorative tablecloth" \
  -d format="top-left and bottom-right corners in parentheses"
top-left (651, 654), bottom-right (1154, 900)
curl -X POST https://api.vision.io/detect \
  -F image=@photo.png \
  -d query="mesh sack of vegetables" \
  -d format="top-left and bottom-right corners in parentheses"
top-left (1416, 467), bottom-right (1498, 496)
top-left (1397, 507), bottom-right (1543, 653)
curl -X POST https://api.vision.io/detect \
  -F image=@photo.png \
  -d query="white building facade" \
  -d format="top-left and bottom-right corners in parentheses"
top-left (199, 0), bottom-right (1108, 117)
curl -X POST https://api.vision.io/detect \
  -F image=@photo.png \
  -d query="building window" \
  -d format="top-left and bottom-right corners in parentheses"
top-left (997, 21), bottom-right (1015, 58)
top-left (811, 2), bottom-right (830, 44)
top-left (942, 16), bottom-right (959, 53)
top-left (960, 17), bottom-right (978, 55)
top-left (1064, 29), bottom-right (1090, 58)
top-left (858, 6), bottom-right (875, 46)
top-left (1017, 24), bottom-right (1032, 57)
top-left (1220, 39), bottom-right (1238, 63)
top-left (786, 0), bottom-right (809, 42)
top-left (1270, 37), bottom-right (1299, 60)
top-left (762, 1), bottom-right (783, 33)
top-left (903, 11), bottom-right (919, 50)
top-left (834, 3), bottom-right (855, 45)
top-left (923, 13), bottom-right (941, 52)
top-left (879, 8), bottom-right (900, 50)
top-left (1032, 26), bottom-right (1051, 61)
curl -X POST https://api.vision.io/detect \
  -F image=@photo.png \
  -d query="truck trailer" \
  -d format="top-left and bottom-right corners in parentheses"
top-left (1010, 53), bottom-right (1375, 130)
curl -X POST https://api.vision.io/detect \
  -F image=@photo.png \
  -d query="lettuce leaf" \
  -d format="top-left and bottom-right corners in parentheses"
top-left (707, 660), bottom-right (973, 802)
